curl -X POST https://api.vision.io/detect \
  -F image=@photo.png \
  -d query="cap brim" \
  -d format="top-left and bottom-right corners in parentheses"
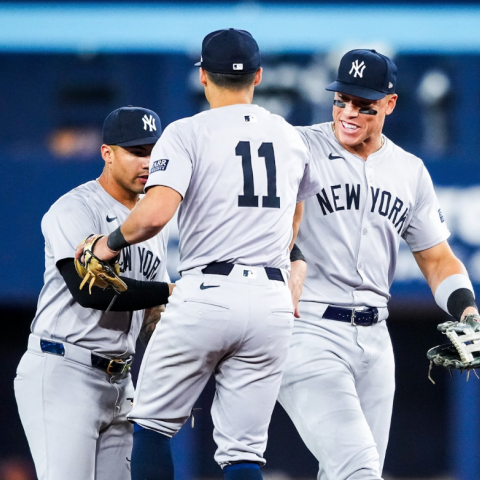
top-left (116, 136), bottom-right (160, 147)
top-left (325, 80), bottom-right (386, 101)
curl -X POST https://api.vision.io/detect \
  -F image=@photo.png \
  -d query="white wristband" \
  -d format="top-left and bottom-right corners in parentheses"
top-left (434, 274), bottom-right (474, 315)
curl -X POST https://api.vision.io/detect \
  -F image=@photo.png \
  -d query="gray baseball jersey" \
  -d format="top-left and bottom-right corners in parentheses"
top-left (31, 180), bottom-right (169, 357)
top-left (279, 121), bottom-right (450, 480)
top-left (296, 122), bottom-right (450, 316)
top-left (131, 103), bottom-right (320, 467)
top-left (15, 180), bottom-right (169, 480)
top-left (145, 104), bottom-right (318, 273)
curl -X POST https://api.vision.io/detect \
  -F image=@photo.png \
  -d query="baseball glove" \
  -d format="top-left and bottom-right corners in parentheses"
top-left (427, 314), bottom-right (480, 376)
top-left (74, 234), bottom-right (127, 294)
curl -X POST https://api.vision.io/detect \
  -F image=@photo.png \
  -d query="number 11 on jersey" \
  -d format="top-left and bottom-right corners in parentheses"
top-left (236, 141), bottom-right (280, 209)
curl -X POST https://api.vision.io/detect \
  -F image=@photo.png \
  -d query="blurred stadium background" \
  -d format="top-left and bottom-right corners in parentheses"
top-left (1, 1), bottom-right (480, 479)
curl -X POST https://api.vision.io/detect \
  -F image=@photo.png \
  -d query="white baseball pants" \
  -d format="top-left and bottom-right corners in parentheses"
top-left (14, 335), bottom-right (134, 480)
top-left (129, 264), bottom-right (294, 467)
top-left (278, 301), bottom-right (395, 480)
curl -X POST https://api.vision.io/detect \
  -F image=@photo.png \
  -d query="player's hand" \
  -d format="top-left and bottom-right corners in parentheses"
top-left (75, 242), bottom-right (85, 262)
top-left (168, 283), bottom-right (176, 296)
top-left (461, 306), bottom-right (480, 321)
top-left (74, 235), bottom-right (126, 294)
top-left (75, 235), bottom-right (118, 262)
top-left (94, 235), bottom-right (119, 261)
top-left (289, 259), bottom-right (307, 318)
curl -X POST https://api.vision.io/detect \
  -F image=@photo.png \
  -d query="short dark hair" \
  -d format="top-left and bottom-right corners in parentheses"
top-left (206, 70), bottom-right (257, 90)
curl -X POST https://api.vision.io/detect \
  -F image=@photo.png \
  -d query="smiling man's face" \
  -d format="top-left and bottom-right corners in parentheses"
top-left (332, 92), bottom-right (397, 158)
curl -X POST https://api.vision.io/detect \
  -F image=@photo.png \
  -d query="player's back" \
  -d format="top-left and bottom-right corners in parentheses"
top-left (147, 104), bottom-right (316, 272)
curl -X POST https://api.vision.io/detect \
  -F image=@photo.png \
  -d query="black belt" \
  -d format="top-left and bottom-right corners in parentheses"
top-left (40, 339), bottom-right (133, 375)
top-left (323, 306), bottom-right (379, 326)
top-left (201, 262), bottom-right (284, 282)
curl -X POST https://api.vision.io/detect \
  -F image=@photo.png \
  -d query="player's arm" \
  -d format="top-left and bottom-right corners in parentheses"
top-left (58, 258), bottom-right (174, 311)
top-left (117, 185), bottom-right (182, 245)
top-left (289, 202), bottom-right (306, 318)
top-left (290, 201), bottom-right (304, 251)
top-left (76, 186), bottom-right (182, 262)
top-left (140, 305), bottom-right (165, 346)
top-left (413, 240), bottom-right (478, 320)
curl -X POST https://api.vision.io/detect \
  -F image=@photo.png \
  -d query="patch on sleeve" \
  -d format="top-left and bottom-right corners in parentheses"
top-left (438, 208), bottom-right (445, 223)
top-left (150, 159), bottom-right (169, 174)
top-left (244, 114), bottom-right (257, 123)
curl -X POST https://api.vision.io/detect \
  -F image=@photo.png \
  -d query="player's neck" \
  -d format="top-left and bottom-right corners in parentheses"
top-left (207, 88), bottom-right (254, 109)
top-left (344, 138), bottom-right (384, 161)
top-left (332, 124), bottom-right (384, 160)
top-left (97, 174), bottom-right (140, 210)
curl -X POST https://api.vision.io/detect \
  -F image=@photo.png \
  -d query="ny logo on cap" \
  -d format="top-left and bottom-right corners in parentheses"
top-left (233, 63), bottom-right (244, 71)
top-left (349, 60), bottom-right (366, 78)
top-left (142, 114), bottom-right (157, 132)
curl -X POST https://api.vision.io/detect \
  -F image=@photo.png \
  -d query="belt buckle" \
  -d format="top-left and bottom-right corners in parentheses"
top-left (350, 308), bottom-right (356, 326)
top-left (107, 358), bottom-right (130, 375)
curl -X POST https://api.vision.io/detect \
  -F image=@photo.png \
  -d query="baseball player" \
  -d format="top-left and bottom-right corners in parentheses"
top-left (14, 106), bottom-right (173, 480)
top-left (278, 49), bottom-right (479, 480)
top-left (81, 29), bottom-right (320, 480)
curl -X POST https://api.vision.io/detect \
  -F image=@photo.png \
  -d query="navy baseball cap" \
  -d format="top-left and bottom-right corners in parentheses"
top-left (195, 28), bottom-right (261, 75)
top-left (103, 106), bottom-right (162, 147)
top-left (326, 49), bottom-right (397, 101)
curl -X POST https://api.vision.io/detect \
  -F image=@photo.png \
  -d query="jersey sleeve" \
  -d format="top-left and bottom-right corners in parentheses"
top-left (402, 164), bottom-right (450, 252)
top-left (42, 196), bottom-right (99, 264)
top-left (145, 122), bottom-right (193, 198)
top-left (295, 129), bottom-right (321, 202)
top-left (160, 225), bottom-right (171, 283)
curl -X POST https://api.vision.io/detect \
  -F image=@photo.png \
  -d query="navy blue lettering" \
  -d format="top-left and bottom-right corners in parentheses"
top-left (259, 142), bottom-right (280, 209)
top-left (388, 197), bottom-right (404, 223)
top-left (395, 207), bottom-right (409, 233)
top-left (346, 184), bottom-right (360, 210)
top-left (316, 189), bottom-right (333, 215)
top-left (136, 247), bottom-right (162, 279)
top-left (142, 250), bottom-right (154, 277)
top-left (148, 257), bottom-right (161, 281)
top-left (370, 187), bottom-right (380, 212)
top-left (237, 141), bottom-right (258, 207)
top-left (331, 185), bottom-right (344, 211)
top-left (120, 246), bottom-right (132, 273)
top-left (138, 247), bottom-right (145, 273)
top-left (378, 191), bottom-right (392, 216)
top-left (237, 141), bottom-right (280, 208)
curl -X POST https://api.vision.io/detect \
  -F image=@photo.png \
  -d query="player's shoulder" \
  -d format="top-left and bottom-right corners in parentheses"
top-left (257, 107), bottom-right (290, 125)
top-left (44, 181), bottom-right (98, 219)
top-left (243, 104), bottom-right (293, 127)
top-left (294, 122), bottom-right (333, 152)
top-left (160, 116), bottom-right (194, 135)
top-left (384, 136), bottom-right (426, 170)
top-left (296, 122), bottom-right (331, 138)
top-left (268, 114), bottom-right (309, 142)
top-left (159, 114), bottom-right (203, 143)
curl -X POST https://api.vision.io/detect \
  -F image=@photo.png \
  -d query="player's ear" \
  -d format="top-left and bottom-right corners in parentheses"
top-left (385, 94), bottom-right (398, 116)
top-left (253, 67), bottom-right (263, 86)
top-left (101, 144), bottom-right (113, 164)
top-left (199, 67), bottom-right (208, 87)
